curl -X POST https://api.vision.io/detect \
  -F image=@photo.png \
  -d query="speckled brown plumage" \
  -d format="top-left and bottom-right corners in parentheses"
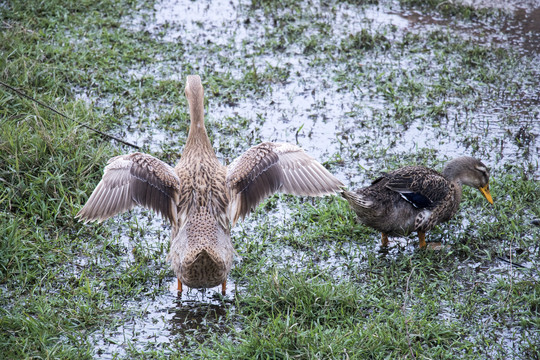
top-left (227, 142), bottom-right (343, 225)
top-left (77, 75), bottom-right (343, 293)
top-left (342, 157), bottom-right (493, 248)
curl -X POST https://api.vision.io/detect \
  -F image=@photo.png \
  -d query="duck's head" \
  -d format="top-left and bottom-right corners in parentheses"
top-left (185, 75), bottom-right (204, 125)
top-left (185, 75), bottom-right (203, 100)
top-left (443, 156), bottom-right (493, 204)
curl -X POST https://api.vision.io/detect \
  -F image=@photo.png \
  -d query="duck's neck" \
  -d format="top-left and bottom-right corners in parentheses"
top-left (183, 95), bottom-right (215, 157)
top-left (442, 160), bottom-right (465, 204)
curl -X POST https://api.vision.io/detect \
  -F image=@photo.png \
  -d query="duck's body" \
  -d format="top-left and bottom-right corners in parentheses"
top-left (342, 157), bottom-right (493, 248)
top-left (77, 75), bottom-right (343, 293)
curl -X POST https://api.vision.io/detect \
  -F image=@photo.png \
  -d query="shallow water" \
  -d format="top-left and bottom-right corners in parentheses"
top-left (79, 0), bottom-right (540, 357)
top-left (117, 0), bottom-right (539, 180)
top-left (93, 285), bottom-right (236, 358)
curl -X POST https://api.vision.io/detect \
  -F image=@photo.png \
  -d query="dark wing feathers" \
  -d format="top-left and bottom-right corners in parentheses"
top-left (384, 166), bottom-right (450, 208)
top-left (226, 143), bottom-right (284, 225)
top-left (398, 192), bottom-right (433, 209)
top-left (76, 152), bottom-right (181, 224)
top-left (226, 142), bottom-right (343, 225)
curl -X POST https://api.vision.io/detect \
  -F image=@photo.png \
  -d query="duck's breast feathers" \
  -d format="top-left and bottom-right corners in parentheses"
top-left (76, 152), bottom-right (181, 224)
top-left (383, 166), bottom-right (450, 209)
top-left (226, 142), bottom-right (343, 225)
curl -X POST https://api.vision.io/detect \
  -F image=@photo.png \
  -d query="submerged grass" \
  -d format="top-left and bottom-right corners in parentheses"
top-left (1, 0), bottom-right (539, 359)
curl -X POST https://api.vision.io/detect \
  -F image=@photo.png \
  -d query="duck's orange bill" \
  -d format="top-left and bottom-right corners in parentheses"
top-left (479, 184), bottom-right (494, 204)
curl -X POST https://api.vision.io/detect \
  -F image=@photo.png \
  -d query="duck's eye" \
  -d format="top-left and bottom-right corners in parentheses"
top-left (474, 166), bottom-right (490, 182)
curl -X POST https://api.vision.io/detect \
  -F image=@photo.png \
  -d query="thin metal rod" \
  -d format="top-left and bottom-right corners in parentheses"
top-left (0, 80), bottom-right (140, 150)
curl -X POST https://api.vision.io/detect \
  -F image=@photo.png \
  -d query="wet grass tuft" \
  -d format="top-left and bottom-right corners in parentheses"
top-left (398, 0), bottom-right (501, 19)
top-left (340, 29), bottom-right (391, 52)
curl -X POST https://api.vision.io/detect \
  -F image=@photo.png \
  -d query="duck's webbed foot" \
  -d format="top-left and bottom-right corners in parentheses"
top-left (381, 233), bottom-right (389, 247)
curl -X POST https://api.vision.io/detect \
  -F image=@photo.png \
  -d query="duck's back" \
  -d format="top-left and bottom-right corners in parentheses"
top-left (170, 201), bottom-right (233, 288)
top-left (345, 166), bottom-right (456, 236)
top-left (168, 155), bottom-right (233, 288)
top-left (348, 176), bottom-right (418, 236)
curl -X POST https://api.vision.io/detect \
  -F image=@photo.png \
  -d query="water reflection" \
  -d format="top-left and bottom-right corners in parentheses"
top-left (399, 1), bottom-right (540, 54)
top-left (92, 280), bottom-right (237, 359)
top-left (169, 295), bottom-right (231, 345)
top-left (502, 5), bottom-right (540, 53)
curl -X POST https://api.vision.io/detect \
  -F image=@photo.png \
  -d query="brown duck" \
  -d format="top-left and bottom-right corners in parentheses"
top-left (76, 75), bottom-right (343, 294)
top-left (342, 157), bottom-right (493, 248)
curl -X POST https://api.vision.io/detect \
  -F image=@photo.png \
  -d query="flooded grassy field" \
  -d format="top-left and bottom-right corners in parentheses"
top-left (1, 0), bottom-right (539, 358)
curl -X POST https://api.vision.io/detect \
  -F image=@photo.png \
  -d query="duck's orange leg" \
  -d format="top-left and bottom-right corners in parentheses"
top-left (221, 280), bottom-right (227, 295)
top-left (177, 278), bottom-right (183, 292)
top-left (418, 231), bottom-right (426, 248)
top-left (381, 233), bottom-right (389, 247)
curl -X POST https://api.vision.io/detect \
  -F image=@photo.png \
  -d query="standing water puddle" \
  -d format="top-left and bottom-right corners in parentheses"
top-left (93, 285), bottom-right (237, 358)
top-left (80, 0), bottom-right (540, 357)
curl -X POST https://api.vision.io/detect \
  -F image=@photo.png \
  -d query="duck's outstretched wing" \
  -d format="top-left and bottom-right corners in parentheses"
top-left (226, 142), bottom-right (343, 225)
top-left (76, 152), bottom-right (181, 224)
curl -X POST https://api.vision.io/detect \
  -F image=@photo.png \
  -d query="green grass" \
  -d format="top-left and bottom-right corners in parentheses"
top-left (397, 0), bottom-right (501, 18)
top-left (1, 0), bottom-right (539, 359)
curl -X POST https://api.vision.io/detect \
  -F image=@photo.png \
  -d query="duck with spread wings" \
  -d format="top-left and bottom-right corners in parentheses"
top-left (76, 75), bottom-right (343, 294)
